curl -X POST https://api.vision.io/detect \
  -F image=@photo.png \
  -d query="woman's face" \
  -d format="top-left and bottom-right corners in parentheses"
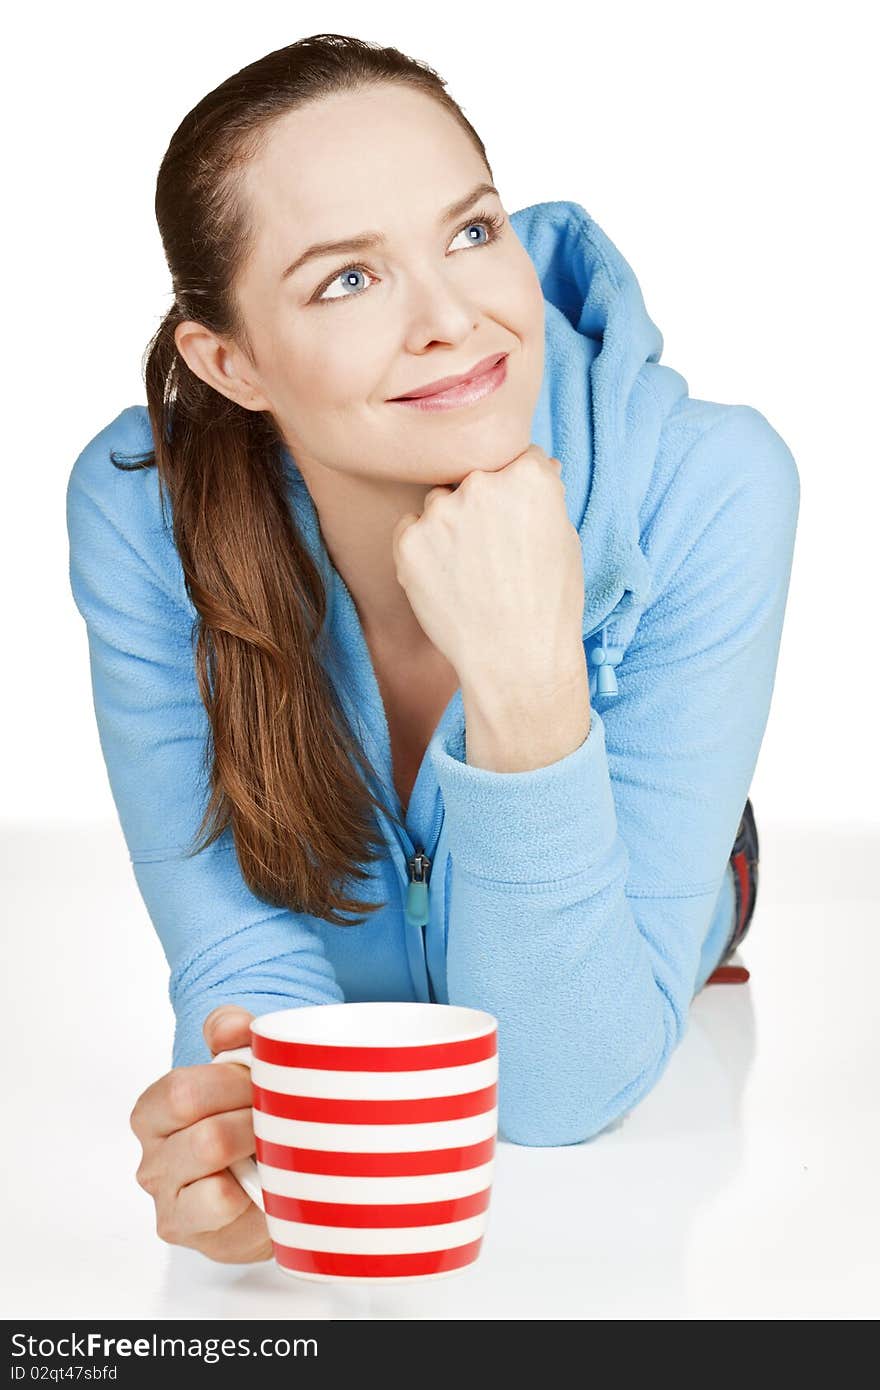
top-left (226, 84), bottom-right (546, 486)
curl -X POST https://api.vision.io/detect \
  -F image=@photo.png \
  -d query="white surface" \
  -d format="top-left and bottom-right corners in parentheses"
top-left (2, 818), bottom-right (877, 1320)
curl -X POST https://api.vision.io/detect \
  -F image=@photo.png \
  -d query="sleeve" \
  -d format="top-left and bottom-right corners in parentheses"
top-left (428, 405), bottom-right (801, 1146)
top-left (66, 438), bottom-right (344, 1072)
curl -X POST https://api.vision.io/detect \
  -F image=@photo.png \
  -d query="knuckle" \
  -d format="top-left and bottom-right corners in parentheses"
top-left (206, 1172), bottom-right (250, 1227)
top-left (194, 1118), bottom-right (229, 1172)
top-left (135, 1164), bottom-right (158, 1196)
top-left (155, 1208), bottom-right (179, 1246)
top-left (166, 1070), bottom-right (198, 1127)
top-left (128, 1097), bottom-right (146, 1135)
top-left (397, 525), bottom-right (416, 559)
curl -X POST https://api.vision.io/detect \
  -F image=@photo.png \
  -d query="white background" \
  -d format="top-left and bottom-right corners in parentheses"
top-left (2, 0), bottom-right (878, 1321)
top-left (4, 0), bottom-right (878, 831)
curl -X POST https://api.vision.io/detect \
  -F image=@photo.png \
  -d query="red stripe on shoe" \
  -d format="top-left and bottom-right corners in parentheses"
top-left (731, 849), bottom-right (752, 937)
top-left (707, 964), bottom-right (751, 984)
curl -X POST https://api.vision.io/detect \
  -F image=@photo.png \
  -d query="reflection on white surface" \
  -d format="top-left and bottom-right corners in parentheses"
top-left (1, 820), bottom-right (878, 1319)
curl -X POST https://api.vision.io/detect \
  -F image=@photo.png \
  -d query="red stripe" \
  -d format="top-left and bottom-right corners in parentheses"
top-left (263, 1186), bottom-right (491, 1228)
top-left (253, 1082), bottom-right (497, 1125)
top-left (273, 1236), bottom-right (484, 1279)
top-left (731, 850), bottom-right (752, 936)
top-left (707, 964), bottom-right (751, 984)
top-left (252, 1030), bottom-right (496, 1071)
top-left (255, 1135), bottom-right (496, 1176)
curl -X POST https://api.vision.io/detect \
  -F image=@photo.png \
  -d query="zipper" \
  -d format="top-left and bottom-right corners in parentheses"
top-left (388, 620), bottom-right (622, 1000)
top-left (405, 847), bottom-right (437, 1003)
top-left (365, 730), bottom-right (446, 1004)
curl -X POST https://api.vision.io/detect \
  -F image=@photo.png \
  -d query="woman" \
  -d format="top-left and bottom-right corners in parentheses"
top-left (66, 33), bottom-right (797, 1264)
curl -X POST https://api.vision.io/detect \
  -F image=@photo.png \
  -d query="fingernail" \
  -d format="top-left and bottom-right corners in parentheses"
top-left (205, 1005), bottom-right (236, 1028)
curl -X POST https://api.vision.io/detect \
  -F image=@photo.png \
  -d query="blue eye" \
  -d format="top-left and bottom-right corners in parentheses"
top-left (457, 223), bottom-right (491, 246)
top-left (313, 209), bottom-right (506, 306)
top-left (332, 268), bottom-right (371, 296)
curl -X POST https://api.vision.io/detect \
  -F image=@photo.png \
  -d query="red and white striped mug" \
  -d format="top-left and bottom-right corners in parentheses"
top-left (211, 1001), bottom-right (498, 1284)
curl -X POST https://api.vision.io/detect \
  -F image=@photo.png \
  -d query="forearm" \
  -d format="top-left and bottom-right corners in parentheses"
top-left (430, 706), bottom-right (680, 1146)
top-left (460, 644), bottom-right (592, 772)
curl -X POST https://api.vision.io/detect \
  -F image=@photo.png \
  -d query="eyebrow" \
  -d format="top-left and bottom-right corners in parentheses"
top-left (280, 181), bottom-right (501, 282)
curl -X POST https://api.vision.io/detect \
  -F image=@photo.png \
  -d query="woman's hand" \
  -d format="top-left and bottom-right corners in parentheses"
top-left (391, 444), bottom-right (586, 696)
top-left (129, 1006), bottom-right (272, 1264)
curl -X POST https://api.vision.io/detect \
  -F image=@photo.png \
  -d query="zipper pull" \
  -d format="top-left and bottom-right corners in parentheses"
top-left (405, 849), bottom-right (431, 927)
top-left (406, 849), bottom-right (436, 1004)
top-left (591, 622), bottom-right (623, 698)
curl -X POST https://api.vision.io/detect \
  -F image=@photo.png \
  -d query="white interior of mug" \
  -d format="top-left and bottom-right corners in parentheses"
top-left (252, 1001), bottom-right (496, 1046)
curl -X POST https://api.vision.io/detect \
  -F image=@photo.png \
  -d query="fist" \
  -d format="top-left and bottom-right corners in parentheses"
top-left (391, 445), bottom-right (585, 692)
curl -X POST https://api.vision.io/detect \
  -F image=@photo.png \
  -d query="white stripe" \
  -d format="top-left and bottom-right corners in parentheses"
top-left (254, 1107), bottom-right (497, 1152)
top-left (255, 1160), bottom-right (495, 1204)
top-left (266, 1210), bottom-right (489, 1255)
top-left (252, 1056), bottom-right (497, 1098)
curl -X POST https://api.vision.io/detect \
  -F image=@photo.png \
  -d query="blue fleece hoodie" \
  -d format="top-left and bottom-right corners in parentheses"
top-left (66, 200), bottom-right (800, 1147)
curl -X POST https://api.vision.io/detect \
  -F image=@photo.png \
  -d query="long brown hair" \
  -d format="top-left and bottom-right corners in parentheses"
top-left (111, 34), bottom-right (494, 925)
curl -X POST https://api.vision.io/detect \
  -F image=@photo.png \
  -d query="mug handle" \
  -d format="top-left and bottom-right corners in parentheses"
top-left (210, 1046), bottom-right (265, 1212)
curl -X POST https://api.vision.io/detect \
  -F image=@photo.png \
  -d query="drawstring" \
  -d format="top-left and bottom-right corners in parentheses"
top-left (590, 622), bottom-right (623, 699)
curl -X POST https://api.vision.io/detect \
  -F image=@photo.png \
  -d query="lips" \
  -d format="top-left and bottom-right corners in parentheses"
top-left (390, 352), bottom-right (508, 400)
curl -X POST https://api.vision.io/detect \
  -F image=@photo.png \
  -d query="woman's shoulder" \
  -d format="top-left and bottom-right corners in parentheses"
top-left (632, 394), bottom-right (801, 625)
top-left (67, 403), bottom-right (157, 514)
top-left (651, 395), bottom-right (799, 498)
top-left (66, 403), bottom-right (191, 614)
top-left (641, 395), bottom-right (800, 544)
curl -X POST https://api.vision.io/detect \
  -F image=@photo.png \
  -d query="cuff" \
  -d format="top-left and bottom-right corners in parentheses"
top-left (171, 988), bottom-right (340, 1070)
top-left (429, 706), bottom-right (618, 883)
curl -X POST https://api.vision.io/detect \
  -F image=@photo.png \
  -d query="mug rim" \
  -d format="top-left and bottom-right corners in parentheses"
top-left (250, 1001), bottom-right (497, 1047)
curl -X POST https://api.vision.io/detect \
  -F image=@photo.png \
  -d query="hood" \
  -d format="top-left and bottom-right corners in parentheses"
top-left (512, 199), bottom-right (689, 697)
top-left (281, 199), bottom-right (691, 703)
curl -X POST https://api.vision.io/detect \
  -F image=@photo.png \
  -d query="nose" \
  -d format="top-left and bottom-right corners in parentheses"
top-left (399, 267), bottom-right (482, 352)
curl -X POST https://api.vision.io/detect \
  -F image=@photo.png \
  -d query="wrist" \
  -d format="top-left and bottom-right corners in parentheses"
top-left (460, 648), bottom-right (591, 772)
top-left (459, 642), bottom-right (589, 705)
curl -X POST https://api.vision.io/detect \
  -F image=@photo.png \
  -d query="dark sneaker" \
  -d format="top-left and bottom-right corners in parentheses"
top-left (706, 798), bottom-right (759, 985)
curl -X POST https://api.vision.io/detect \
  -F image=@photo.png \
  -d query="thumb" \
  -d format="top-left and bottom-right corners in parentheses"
top-left (203, 1004), bottom-right (255, 1055)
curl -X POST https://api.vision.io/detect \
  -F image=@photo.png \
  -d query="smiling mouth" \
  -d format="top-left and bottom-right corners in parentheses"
top-left (389, 352), bottom-right (508, 401)
top-left (388, 353), bottom-right (510, 411)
